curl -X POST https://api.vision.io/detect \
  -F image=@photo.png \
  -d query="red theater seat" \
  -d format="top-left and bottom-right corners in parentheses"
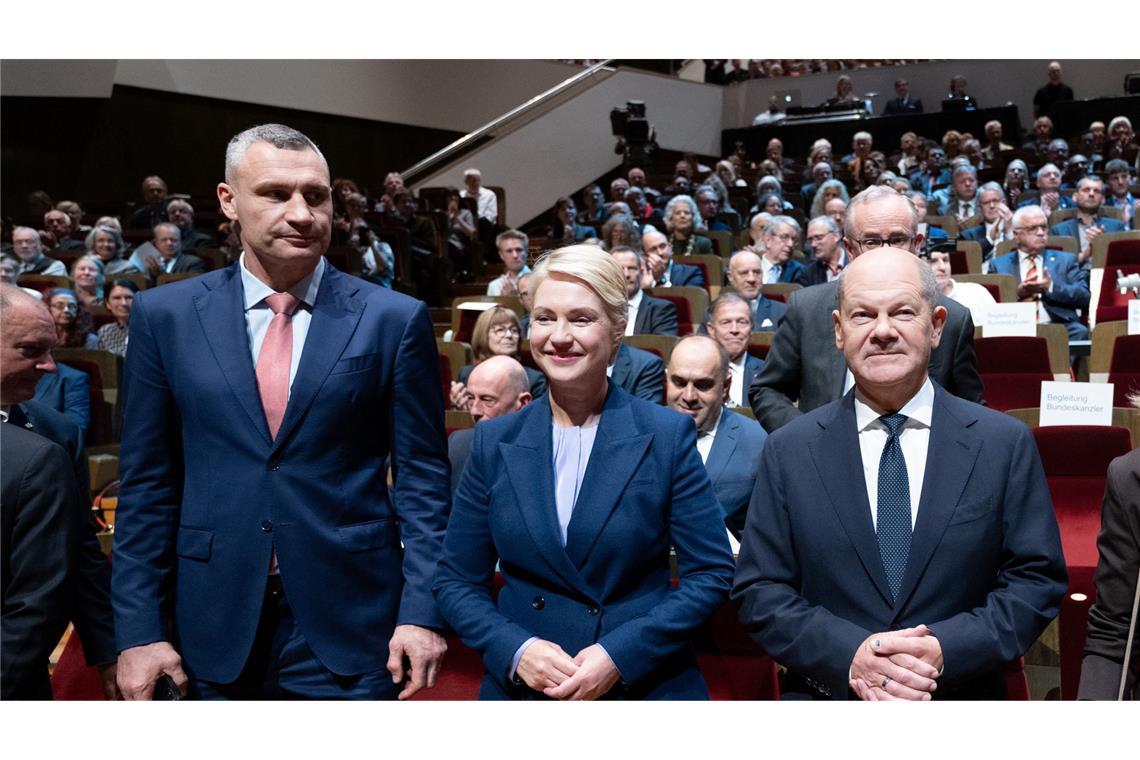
top-left (975, 336), bottom-right (1054, 412)
top-left (1032, 424), bottom-right (1133, 699)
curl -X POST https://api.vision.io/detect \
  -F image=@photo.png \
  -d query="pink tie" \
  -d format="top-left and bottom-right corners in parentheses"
top-left (256, 292), bottom-right (300, 439)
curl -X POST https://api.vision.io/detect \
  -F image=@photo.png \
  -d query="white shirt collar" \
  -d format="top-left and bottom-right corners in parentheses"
top-left (853, 377), bottom-right (935, 433)
top-left (629, 288), bottom-right (644, 310)
top-left (729, 353), bottom-right (746, 372)
top-left (240, 251), bottom-right (325, 313)
top-left (699, 406), bottom-right (723, 440)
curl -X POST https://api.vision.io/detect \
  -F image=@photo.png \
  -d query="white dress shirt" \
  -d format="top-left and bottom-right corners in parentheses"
top-left (240, 252), bottom-right (325, 393)
top-left (462, 186), bottom-right (498, 223)
top-left (625, 289), bottom-right (643, 336)
top-left (727, 354), bottom-right (747, 407)
top-left (695, 409), bottom-right (722, 465)
top-left (853, 378), bottom-right (934, 530)
top-left (760, 256), bottom-right (782, 284)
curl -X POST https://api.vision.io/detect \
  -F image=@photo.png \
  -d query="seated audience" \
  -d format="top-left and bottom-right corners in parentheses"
top-left (85, 224), bottom-right (138, 277)
top-left (549, 197), bottom-right (596, 243)
top-left (95, 279), bottom-right (138, 357)
top-left (340, 192), bottom-right (395, 288)
top-left (663, 195), bottom-right (713, 256)
top-left (825, 197), bottom-right (848, 233)
top-left (928, 248), bottom-right (996, 327)
top-left (55, 201), bottom-right (90, 234)
top-left (1003, 159), bottom-right (1031, 209)
top-left (33, 360), bottom-right (91, 435)
top-left (716, 159), bottom-right (748, 189)
top-left (1106, 116), bottom-right (1138, 161)
top-left (704, 293), bottom-right (766, 408)
top-left (43, 208), bottom-right (85, 252)
top-left (911, 145), bottom-right (951, 198)
top-left (641, 229), bottom-right (705, 288)
top-left (842, 131), bottom-right (874, 175)
top-left (1103, 159), bottom-right (1138, 229)
top-left (908, 192), bottom-right (948, 242)
top-left (451, 306), bottom-right (546, 409)
top-left (461, 167), bottom-right (499, 232)
top-left (665, 334), bottom-right (767, 538)
top-left (11, 226), bottom-right (67, 276)
top-left (1050, 175), bottom-right (1127, 271)
top-left (960, 183), bottom-right (1013, 263)
top-left (942, 74), bottom-right (977, 110)
top-left (47, 288), bottom-right (98, 349)
top-left (759, 216), bottom-right (804, 284)
top-left (486, 230), bottom-right (530, 297)
top-left (612, 246), bottom-right (678, 337)
top-left (165, 199), bottom-right (215, 251)
top-left (798, 216), bottom-right (849, 286)
top-left (447, 355), bottom-right (533, 495)
top-left (129, 175), bottom-right (169, 230)
top-left (144, 223), bottom-right (206, 283)
top-left (1024, 164), bottom-right (1075, 216)
top-left (989, 205), bottom-right (1090, 340)
top-left (601, 214), bottom-right (642, 254)
top-left (981, 120), bottom-right (1014, 162)
top-left (0, 254), bottom-right (19, 285)
top-left (801, 162), bottom-right (834, 212)
top-left (70, 254), bottom-right (106, 309)
top-left (725, 250), bottom-right (786, 329)
top-left (627, 166), bottom-right (660, 202)
top-left (810, 179), bottom-right (850, 221)
top-left (935, 164), bottom-right (980, 221)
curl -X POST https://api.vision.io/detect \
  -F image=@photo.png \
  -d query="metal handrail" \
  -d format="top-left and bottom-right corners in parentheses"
top-left (402, 59), bottom-right (615, 182)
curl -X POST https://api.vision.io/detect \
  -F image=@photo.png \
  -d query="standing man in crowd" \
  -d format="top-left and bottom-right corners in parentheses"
top-left (733, 247), bottom-right (1066, 700)
top-left (750, 187), bottom-right (983, 433)
top-left (113, 123), bottom-right (450, 700)
top-left (1033, 61), bottom-right (1074, 118)
top-left (883, 79), bottom-right (923, 115)
top-left (461, 167), bottom-right (499, 259)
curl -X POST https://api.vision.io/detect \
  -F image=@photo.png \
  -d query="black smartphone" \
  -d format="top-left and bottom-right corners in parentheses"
top-left (152, 673), bottom-right (184, 701)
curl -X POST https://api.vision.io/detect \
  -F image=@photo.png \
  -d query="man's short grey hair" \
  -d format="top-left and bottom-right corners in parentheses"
top-left (706, 291), bottom-right (753, 327)
top-left (807, 215), bottom-right (840, 235)
top-left (853, 131), bottom-right (873, 144)
top-left (166, 198), bottom-right (194, 216)
top-left (154, 222), bottom-right (181, 238)
top-left (764, 215), bottom-right (801, 238)
top-left (1011, 204), bottom-right (1046, 229)
top-left (838, 253), bottom-right (938, 315)
top-left (978, 182), bottom-right (1005, 198)
top-left (225, 124), bottom-right (325, 185)
top-left (951, 163), bottom-right (977, 180)
top-left (1104, 158), bottom-right (1131, 176)
top-left (1076, 175), bottom-right (1104, 193)
top-left (844, 186), bottom-right (918, 238)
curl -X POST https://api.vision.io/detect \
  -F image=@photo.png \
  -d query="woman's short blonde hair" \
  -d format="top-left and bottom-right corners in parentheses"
top-left (470, 305), bottom-right (521, 361)
top-left (529, 244), bottom-right (628, 335)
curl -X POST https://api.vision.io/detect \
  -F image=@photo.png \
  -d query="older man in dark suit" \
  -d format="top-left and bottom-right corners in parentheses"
top-left (448, 356), bottom-right (532, 494)
top-left (612, 247), bottom-right (678, 336)
top-left (734, 247), bottom-right (1066, 700)
top-left (750, 187), bottom-right (983, 433)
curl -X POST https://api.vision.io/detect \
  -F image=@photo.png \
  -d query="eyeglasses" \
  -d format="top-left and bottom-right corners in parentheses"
top-left (806, 232), bottom-right (836, 243)
top-left (767, 233), bottom-right (798, 244)
top-left (490, 325), bottom-right (520, 337)
top-left (1014, 224), bottom-right (1048, 234)
top-left (854, 234), bottom-right (913, 250)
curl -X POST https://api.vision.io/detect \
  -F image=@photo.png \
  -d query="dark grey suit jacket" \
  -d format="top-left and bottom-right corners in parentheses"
top-left (448, 427), bottom-right (475, 496)
top-left (749, 279), bottom-right (984, 433)
top-left (633, 294), bottom-right (679, 336)
top-left (611, 343), bottom-right (664, 403)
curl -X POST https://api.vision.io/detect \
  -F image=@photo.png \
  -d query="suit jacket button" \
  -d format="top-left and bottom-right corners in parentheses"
top-left (531, 596), bottom-right (544, 610)
top-left (587, 605), bottom-right (599, 615)
top-left (261, 520), bottom-right (273, 532)
top-left (270, 462), bottom-right (280, 471)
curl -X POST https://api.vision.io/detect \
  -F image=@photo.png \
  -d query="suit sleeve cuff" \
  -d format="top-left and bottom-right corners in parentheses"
top-left (508, 637), bottom-right (539, 684)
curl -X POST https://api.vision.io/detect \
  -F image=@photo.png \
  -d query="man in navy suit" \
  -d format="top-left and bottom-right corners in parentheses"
top-left (726, 250), bottom-right (787, 330)
top-left (959, 183), bottom-right (1014, 263)
top-left (1049, 176), bottom-right (1127, 271)
top-left (934, 164), bottom-right (979, 221)
top-left (882, 78), bottom-right (923, 115)
top-left (705, 292), bottom-right (766, 408)
top-left (990, 205), bottom-right (1091, 340)
top-left (448, 356), bottom-right (533, 494)
top-left (610, 343), bottom-right (665, 403)
top-left (759, 217), bottom-right (806, 285)
top-left (113, 124), bottom-right (450, 700)
top-left (612, 247), bottom-right (678, 336)
top-left (733, 247), bottom-right (1066, 700)
top-left (642, 230), bottom-right (706, 288)
top-left (33, 360), bottom-right (90, 435)
top-left (665, 335), bottom-right (767, 538)
top-left (1020, 163), bottom-right (1074, 216)
top-left (2, 283), bottom-right (119, 698)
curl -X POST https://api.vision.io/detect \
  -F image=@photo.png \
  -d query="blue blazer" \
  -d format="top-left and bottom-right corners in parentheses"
top-left (705, 409), bottom-right (767, 536)
top-left (1050, 216), bottom-right (1126, 243)
top-left (732, 385), bottom-right (1066, 699)
top-left (33, 362), bottom-right (90, 435)
top-left (667, 262), bottom-right (706, 288)
top-left (611, 343), bottom-right (664, 403)
top-left (633, 294), bottom-right (679, 336)
top-left (753, 295), bottom-right (788, 330)
top-left (112, 262), bottom-right (450, 684)
top-left (434, 385), bottom-right (735, 699)
top-left (988, 248), bottom-right (1090, 328)
top-left (774, 258), bottom-right (806, 285)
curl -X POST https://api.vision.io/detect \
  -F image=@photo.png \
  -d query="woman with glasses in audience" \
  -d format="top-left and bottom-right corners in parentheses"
top-left (95, 279), bottom-right (139, 357)
top-left (434, 245), bottom-right (734, 700)
top-left (451, 305), bottom-right (547, 410)
top-left (70, 254), bottom-right (106, 310)
top-left (85, 224), bottom-right (138, 277)
top-left (662, 195), bottom-right (712, 256)
top-left (47, 287), bottom-right (99, 349)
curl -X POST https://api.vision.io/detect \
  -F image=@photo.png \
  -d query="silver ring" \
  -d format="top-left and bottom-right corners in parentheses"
top-left (881, 676), bottom-right (891, 688)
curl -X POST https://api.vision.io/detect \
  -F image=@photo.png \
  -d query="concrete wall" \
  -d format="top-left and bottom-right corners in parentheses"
top-left (414, 69), bottom-right (724, 227)
top-left (723, 59), bottom-right (1140, 134)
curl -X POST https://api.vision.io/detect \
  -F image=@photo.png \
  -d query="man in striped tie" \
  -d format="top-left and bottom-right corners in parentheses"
top-left (732, 246), bottom-right (1066, 700)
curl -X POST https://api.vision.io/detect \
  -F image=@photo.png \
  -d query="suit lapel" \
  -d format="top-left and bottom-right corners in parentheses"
top-left (611, 344), bottom-right (631, 386)
top-left (564, 386), bottom-right (652, 568)
top-left (499, 398), bottom-right (592, 596)
top-left (271, 266), bottom-right (363, 455)
top-left (634, 299), bottom-right (648, 334)
top-left (809, 393), bottom-right (895, 605)
top-left (705, 410), bottom-right (738, 485)
top-left (193, 266), bottom-right (272, 446)
top-left (891, 389), bottom-right (981, 616)
top-left (820, 283), bottom-right (848, 398)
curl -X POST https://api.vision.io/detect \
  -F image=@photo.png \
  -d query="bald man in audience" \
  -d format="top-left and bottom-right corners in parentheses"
top-left (705, 292), bottom-right (766, 408)
top-left (666, 335), bottom-right (767, 539)
top-left (751, 186), bottom-right (983, 433)
top-left (448, 356), bottom-right (532, 494)
top-left (726, 250), bottom-right (787, 330)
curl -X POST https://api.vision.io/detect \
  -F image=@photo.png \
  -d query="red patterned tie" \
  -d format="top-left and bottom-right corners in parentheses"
top-left (256, 292), bottom-right (300, 439)
top-left (1021, 255), bottom-right (1038, 302)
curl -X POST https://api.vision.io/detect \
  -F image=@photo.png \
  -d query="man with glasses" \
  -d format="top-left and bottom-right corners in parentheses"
top-left (990, 206), bottom-right (1090, 341)
top-left (960, 183), bottom-right (1014, 264)
top-left (1020, 163), bottom-right (1074, 217)
top-left (760, 216), bottom-right (805, 285)
top-left (797, 216), bottom-right (849, 287)
top-left (725, 250), bottom-right (787, 329)
top-left (750, 187), bottom-right (983, 433)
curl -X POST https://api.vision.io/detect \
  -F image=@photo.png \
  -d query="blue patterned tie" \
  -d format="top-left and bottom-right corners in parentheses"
top-left (876, 413), bottom-right (911, 600)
